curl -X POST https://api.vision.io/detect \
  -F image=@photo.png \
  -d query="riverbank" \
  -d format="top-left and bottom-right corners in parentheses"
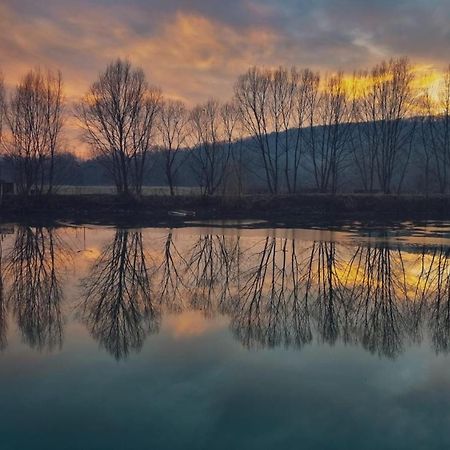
top-left (1, 193), bottom-right (450, 226)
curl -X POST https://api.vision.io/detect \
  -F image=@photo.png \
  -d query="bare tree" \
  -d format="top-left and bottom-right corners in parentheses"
top-left (304, 72), bottom-right (351, 193)
top-left (352, 59), bottom-right (416, 193)
top-left (219, 101), bottom-right (242, 195)
top-left (4, 69), bottom-right (63, 195)
top-left (420, 65), bottom-right (450, 193)
top-left (286, 68), bottom-right (315, 193)
top-left (189, 99), bottom-right (232, 196)
top-left (235, 67), bottom-right (276, 193)
top-left (77, 59), bottom-right (161, 196)
top-left (158, 100), bottom-right (190, 196)
top-left (349, 70), bottom-right (380, 192)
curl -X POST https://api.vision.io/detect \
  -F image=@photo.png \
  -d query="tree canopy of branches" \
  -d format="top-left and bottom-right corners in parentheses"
top-left (3, 69), bottom-right (63, 195)
top-left (77, 59), bottom-right (161, 196)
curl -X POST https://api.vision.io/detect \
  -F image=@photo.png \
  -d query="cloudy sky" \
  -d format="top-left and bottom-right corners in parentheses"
top-left (1, 0), bottom-right (450, 104)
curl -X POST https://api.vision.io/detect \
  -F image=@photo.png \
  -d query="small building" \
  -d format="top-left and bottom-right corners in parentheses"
top-left (0, 179), bottom-right (15, 197)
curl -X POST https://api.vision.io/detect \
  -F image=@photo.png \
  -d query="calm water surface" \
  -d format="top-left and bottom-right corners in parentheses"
top-left (1, 223), bottom-right (450, 449)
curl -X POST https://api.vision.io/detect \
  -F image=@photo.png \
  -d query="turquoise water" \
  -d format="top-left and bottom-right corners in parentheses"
top-left (1, 224), bottom-right (450, 449)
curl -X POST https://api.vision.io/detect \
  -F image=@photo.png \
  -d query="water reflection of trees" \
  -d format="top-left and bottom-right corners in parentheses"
top-left (416, 246), bottom-right (450, 353)
top-left (4, 225), bottom-right (450, 361)
top-left (81, 230), bottom-right (159, 360)
top-left (186, 234), bottom-right (241, 316)
top-left (6, 227), bottom-right (68, 351)
top-left (0, 237), bottom-right (6, 350)
top-left (148, 233), bottom-right (450, 359)
top-left (178, 236), bottom-right (436, 359)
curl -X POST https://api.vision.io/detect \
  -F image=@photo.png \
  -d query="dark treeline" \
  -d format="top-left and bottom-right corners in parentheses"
top-left (2, 58), bottom-right (450, 196)
top-left (1, 226), bottom-right (450, 359)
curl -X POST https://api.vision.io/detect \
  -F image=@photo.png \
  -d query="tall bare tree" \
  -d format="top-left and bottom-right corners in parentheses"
top-left (158, 99), bottom-right (190, 196)
top-left (352, 58), bottom-right (415, 193)
top-left (305, 72), bottom-right (351, 193)
top-left (4, 69), bottom-right (63, 195)
top-left (78, 59), bottom-right (161, 196)
top-left (189, 99), bottom-right (233, 196)
top-left (235, 67), bottom-right (277, 193)
top-left (219, 101), bottom-right (242, 195)
top-left (287, 68), bottom-right (316, 193)
top-left (349, 70), bottom-right (380, 192)
top-left (420, 65), bottom-right (450, 193)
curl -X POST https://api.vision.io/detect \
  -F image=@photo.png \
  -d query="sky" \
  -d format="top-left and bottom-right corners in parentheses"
top-left (2, 0), bottom-right (450, 106)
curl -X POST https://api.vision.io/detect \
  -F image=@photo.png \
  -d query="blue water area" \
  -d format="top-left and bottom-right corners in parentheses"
top-left (0, 224), bottom-right (449, 450)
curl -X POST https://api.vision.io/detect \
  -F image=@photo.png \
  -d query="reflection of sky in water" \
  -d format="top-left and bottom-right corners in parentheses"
top-left (1, 224), bottom-right (450, 449)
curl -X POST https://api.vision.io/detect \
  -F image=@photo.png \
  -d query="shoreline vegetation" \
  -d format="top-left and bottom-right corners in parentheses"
top-left (2, 193), bottom-right (450, 227)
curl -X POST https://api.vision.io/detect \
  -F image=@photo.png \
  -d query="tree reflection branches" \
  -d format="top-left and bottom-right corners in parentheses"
top-left (186, 234), bottom-right (241, 316)
top-left (3, 225), bottom-right (450, 361)
top-left (416, 246), bottom-right (450, 353)
top-left (81, 230), bottom-right (159, 360)
top-left (6, 227), bottom-right (69, 351)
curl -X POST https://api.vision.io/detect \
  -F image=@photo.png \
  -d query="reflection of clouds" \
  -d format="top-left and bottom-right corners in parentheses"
top-left (165, 310), bottom-right (227, 339)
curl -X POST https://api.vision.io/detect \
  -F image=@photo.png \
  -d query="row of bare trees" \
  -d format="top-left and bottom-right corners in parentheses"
top-left (236, 59), bottom-right (419, 194)
top-left (3, 58), bottom-right (450, 195)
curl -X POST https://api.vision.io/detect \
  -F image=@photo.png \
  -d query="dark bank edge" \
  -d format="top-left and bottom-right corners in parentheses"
top-left (1, 193), bottom-right (450, 228)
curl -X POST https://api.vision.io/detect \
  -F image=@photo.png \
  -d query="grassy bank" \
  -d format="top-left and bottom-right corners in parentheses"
top-left (2, 193), bottom-right (450, 226)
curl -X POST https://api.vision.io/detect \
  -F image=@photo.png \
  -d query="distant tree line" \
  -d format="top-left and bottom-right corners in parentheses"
top-left (1, 57), bottom-right (450, 196)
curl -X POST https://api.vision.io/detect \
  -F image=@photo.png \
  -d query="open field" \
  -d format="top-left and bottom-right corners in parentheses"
top-left (53, 185), bottom-right (202, 196)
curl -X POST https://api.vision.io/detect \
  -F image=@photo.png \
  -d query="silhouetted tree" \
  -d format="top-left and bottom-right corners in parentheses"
top-left (351, 58), bottom-right (416, 193)
top-left (158, 100), bottom-right (190, 195)
top-left (189, 100), bottom-right (234, 196)
top-left (305, 73), bottom-right (351, 193)
top-left (420, 65), bottom-right (450, 193)
top-left (4, 69), bottom-right (64, 195)
top-left (77, 59), bottom-right (161, 196)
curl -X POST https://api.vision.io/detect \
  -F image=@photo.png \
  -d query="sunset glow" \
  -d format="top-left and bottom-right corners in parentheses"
top-left (2, 0), bottom-right (450, 104)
